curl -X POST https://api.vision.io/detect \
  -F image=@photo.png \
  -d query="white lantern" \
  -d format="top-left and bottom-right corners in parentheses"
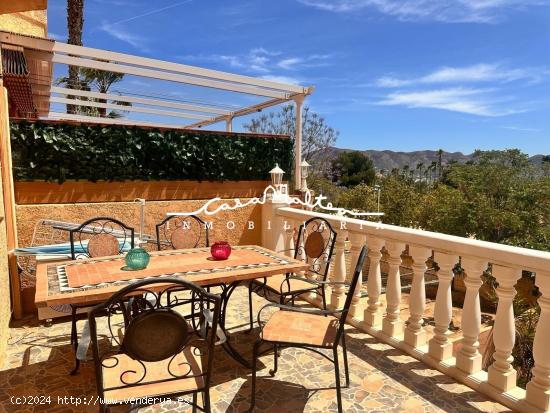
top-left (269, 164), bottom-right (285, 189)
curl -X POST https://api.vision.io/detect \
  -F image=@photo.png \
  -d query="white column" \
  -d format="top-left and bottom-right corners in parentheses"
top-left (488, 265), bottom-right (521, 392)
top-left (382, 241), bottom-right (405, 338)
top-left (261, 201), bottom-right (288, 251)
top-left (330, 230), bottom-right (348, 310)
top-left (456, 257), bottom-right (487, 374)
top-left (363, 237), bottom-right (385, 328)
top-left (428, 252), bottom-right (458, 361)
top-left (225, 116), bottom-right (233, 132)
top-left (404, 245), bottom-right (432, 348)
top-left (348, 231), bottom-right (367, 319)
top-left (284, 219), bottom-right (296, 258)
top-left (293, 95), bottom-right (304, 191)
top-left (526, 271), bottom-right (550, 410)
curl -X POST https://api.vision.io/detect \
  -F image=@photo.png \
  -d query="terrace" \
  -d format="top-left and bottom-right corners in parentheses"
top-left (1, 7), bottom-right (550, 413)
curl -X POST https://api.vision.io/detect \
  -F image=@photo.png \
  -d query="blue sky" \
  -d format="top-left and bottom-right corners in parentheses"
top-left (47, 0), bottom-right (550, 155)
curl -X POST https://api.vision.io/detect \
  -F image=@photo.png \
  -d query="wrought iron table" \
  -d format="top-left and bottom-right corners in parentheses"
top-left (35, 245), bottom-right (309, 370)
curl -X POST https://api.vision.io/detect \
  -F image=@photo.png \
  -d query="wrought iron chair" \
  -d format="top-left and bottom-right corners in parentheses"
top-left (156, 215), bottom-right (212, 319)
top-left (67, 217), bottom-right (135, 375)
top-left (89, 278), bottom-right (221, 413)
top-left (247, 217), bottom-right (337, 331)
top-left (248, 246), bottom-right (367, 413)
top-left (69, 216), bottom-right (135, 259)
top-left (155, 215), bottom-right (209, 251)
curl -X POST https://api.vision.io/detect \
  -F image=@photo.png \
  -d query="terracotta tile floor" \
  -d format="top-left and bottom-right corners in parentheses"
top-left (1, 287), bottom-right (510, 413)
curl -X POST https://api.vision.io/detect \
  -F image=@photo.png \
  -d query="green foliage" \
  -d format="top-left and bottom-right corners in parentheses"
top-left (10, 121), bottom-right (292, 183)
top-left (331, 151), bottom-right (375, 187)
top-left (335, 149), bottom-right (550, 252)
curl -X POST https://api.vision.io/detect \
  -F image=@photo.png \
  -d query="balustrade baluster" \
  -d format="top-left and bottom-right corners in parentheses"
top-left (526, 271), bottom-right (550, 410)
top-left (284, 219), bottom-right (296, 258)
top-left (456, 257), bottom-right (487, 374)
top-left (329, 231), bottom-right (348, 310)
top-left (428, 252), bottom-right (458, 361)
top-left (348, 231), bottom-right (367, 319)
top-left (487, 265), bottom-right (521, 391)
top-left (404, 245), bottom-right (431, 348)
top-left (382, 241), bottom-right (405, 337)
top-left (363, 237), bottom-right (385, 328)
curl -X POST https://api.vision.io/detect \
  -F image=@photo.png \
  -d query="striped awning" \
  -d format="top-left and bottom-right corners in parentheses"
top-left (1, 45), bottom-right (38, 118)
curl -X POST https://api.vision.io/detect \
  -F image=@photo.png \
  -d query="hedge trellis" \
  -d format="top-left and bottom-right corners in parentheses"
top-left (10, 121), bottom-right (292, 183)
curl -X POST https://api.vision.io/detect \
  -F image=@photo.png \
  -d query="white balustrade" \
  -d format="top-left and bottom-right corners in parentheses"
top-left (405, 245), bottom-right (431, 348)
top-left (329, 230), bottom-right (348, 310)
top-left (363, 237), bottom-right (385, 328)
top-left (382, 241), bottom-right (405, 337)
top-left (526, 271), bottom-right (550, 411)
top-left (456, 257), bottom-right (487, 374)
top-left (428, 252), bottom-right (458, 361)
top-left (487, 265), bottom-right (521, 391)
top-left (269, 204), bottom-right (550, 412)
top-left (348, 231), bottom-right (367, 319)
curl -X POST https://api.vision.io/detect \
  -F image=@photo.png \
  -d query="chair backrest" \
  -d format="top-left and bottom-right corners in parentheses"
top-left (335, 245), bottom-right (367, 342)
top-left (156, 215), bottom-right (209, 251)
top-left (294, 217), bottom-right (337, 281)
top-left (88, 278), bottom-right (221, 400)
top-left (69, 217), bottom-right (134, 259)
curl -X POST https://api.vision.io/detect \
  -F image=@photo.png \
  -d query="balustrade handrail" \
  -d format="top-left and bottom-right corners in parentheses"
top-left (276, 206), bottom-right (550, 273)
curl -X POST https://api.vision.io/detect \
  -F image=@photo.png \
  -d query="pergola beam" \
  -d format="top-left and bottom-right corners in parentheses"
top-left (46, 112), bottom-right (191, 129)
top-left (50, 86), bottom-right (231, 115)
top-left (50, 96), bottom-right (212, 120)
top-left (53, 42), bottom-right (307, 94)
top-left (52, 54), bottom-right (292, 99)
top-left (184, 94), bottom-right (306, 129)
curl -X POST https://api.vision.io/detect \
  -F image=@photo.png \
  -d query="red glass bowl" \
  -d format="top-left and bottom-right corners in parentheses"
top-left (210, 241), bottom-right (232, 260)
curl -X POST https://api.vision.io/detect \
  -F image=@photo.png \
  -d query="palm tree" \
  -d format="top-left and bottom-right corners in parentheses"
top-left (437, 149), bottom-right (444, 180)
top-left (67, 0), bottom-right (84, 114)
top-left (429, 161), bottom-right (437, 184)
top-left (80, 68), bottom-right (127, 117)
top-left (416, 162), bottom-right (424, 182)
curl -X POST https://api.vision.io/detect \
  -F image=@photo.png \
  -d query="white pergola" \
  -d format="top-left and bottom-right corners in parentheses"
top-left (0, 31), bottom-right (314, 188)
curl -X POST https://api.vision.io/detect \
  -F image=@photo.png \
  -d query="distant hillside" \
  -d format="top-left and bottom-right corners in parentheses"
top-left (320, 148), bottom-right (544, 171)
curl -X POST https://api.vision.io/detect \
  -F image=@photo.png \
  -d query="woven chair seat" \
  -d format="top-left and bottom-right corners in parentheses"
top-left (262, 311), bottom-right (339, 347)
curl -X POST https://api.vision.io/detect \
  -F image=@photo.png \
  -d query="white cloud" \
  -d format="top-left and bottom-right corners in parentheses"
top-left (501, 125), bottom-right (541, 132)
top-left (261, 75), bottom-right (303, 85)
top-left (376, 87), bottom-right (524, 116)
top-left (297, 0), bottom-right (549, 23)
top-left (48, 32), bottom-right (65, 41)
top-left (180, 49), bottom-right (330, 80)
top-left (277, 58), bottom-right (304, 70)
top-left (100, 23), bottom-right (149, 51)
top-left (374, 63), bottom-right (546, 87)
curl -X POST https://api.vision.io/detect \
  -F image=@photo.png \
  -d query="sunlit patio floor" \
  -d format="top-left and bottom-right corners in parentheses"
top-left (1, 286), bottom-right (509, 413)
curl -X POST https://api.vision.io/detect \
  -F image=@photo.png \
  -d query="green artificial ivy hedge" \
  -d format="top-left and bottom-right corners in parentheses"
top-left (10, 121), bottom-right (292, 183)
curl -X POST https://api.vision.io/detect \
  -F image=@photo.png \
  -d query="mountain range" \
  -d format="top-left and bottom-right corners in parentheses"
top-left (321, 148), bottom-right (546, 171)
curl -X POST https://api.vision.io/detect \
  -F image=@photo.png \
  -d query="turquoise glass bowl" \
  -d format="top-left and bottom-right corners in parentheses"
top-left (125, 248), bottom-right (151, 270)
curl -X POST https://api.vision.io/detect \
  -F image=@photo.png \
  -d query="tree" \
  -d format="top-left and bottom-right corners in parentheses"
top-left (330, 151), bottom-right (375, 187)
top-left (66, 0), bottom-right (84, 114)
top-left (416, 162), bottom-right (424, 182)
top-left (437, 148), bottom-right (444, 179)
top-left (243, 104), bottom-right (338, 173)
top-left (56, 68), bottom-right (129, 118)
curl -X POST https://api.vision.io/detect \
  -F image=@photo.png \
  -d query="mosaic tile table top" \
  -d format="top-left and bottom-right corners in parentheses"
top-left (2, 287), bottom-right (511, 413)
top-left (35, 246), bottom-right (309, 308)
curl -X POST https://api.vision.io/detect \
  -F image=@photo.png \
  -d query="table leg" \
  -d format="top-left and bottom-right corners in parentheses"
top-left (69, 305), bottom-right (81, 375)
top-left (218, 282), bottom-right (252, 368)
